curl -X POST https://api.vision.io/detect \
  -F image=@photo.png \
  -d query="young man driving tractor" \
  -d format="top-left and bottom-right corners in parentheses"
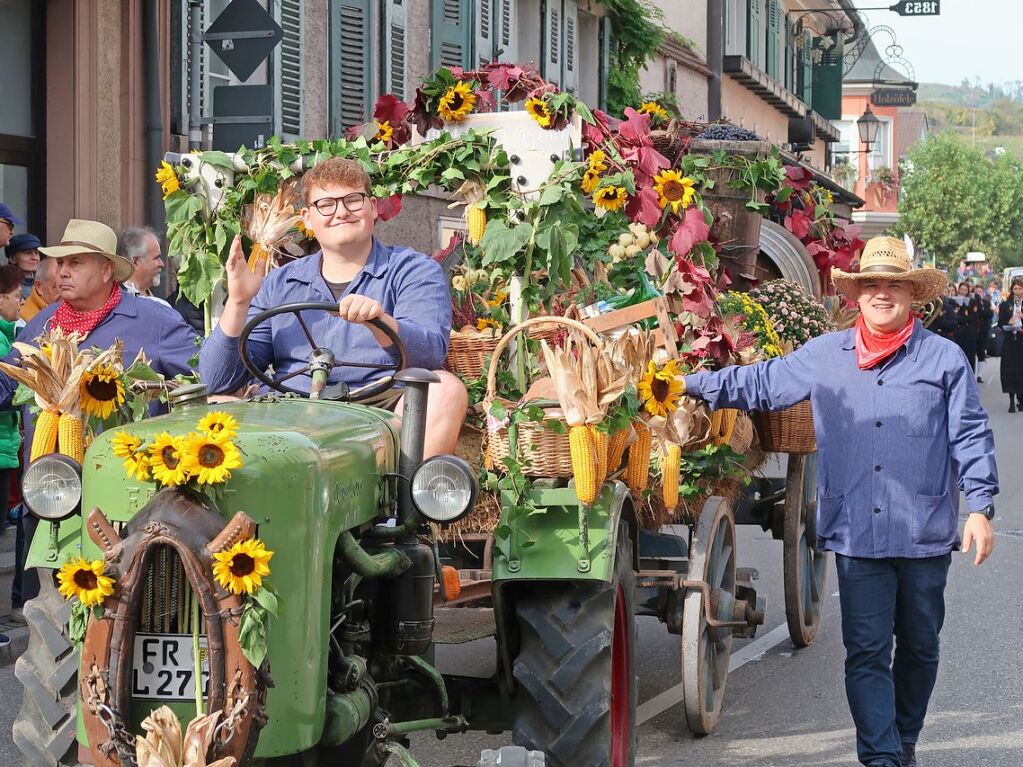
top-left (198, 158), bottom-right (467, 457)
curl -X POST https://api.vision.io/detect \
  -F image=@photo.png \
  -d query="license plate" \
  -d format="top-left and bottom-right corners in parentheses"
top-left (131, 633), bottom-right (210, 701)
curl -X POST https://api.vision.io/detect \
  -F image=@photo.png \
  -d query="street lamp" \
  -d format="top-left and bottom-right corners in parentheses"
top-left (856, 105), bottom-right (881, 153)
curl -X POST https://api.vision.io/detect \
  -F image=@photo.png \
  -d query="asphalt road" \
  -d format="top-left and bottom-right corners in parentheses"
top-left (1, 358), bottom-right (1021, 767)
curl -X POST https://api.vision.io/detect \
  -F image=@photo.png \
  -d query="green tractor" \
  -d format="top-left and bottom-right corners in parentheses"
top-left (12, 303), bottom-right (647, 767)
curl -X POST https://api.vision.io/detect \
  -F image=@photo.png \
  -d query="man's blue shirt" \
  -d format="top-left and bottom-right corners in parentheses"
top-left (199, 240), bottom-right (451, 394)
top-left (684, 320), bottom-right (998, 559)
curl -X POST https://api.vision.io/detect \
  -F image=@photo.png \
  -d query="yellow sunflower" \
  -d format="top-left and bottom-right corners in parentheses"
top-left (112, 431), bottom-right (151, 481)
top-left (637, 361), bottom-right (684, 417)
top-left (154, 161), bottom-right (180, 200)
top-left (197, 411), bottom-right (239, 440)
top-left (638, 101), bottom-right (669, 123)
top-left (525, 97), bottom-right (553, 128)
top-left (57, 557), bottom-right (115, 607)
top-left (212, 538), bottom-right (274, 595)
top-left (587, 149), bottom-right (609, 172)
top-left (593, 185), bottom-right (629, 212)
top-left (80, 364), bottom-right (125, 420)
top-left (295, 219), bottom-right (314, 241)
top-left (148, 432), bottom-right (191, 487)
top-left (183, 431), bottom-right (243, 486)
top-left (375, 120), bottom-right (394, 143)
top-left (581, 168), bottom-right (602, 194)
top-left (653, 169), bottom-right (697, 214)
top-left (437, 81), bottom-right (476, 122)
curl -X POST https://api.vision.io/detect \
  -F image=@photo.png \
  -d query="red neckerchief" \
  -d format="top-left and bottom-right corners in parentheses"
top-left (51, 283), bottom-right (123, 337)
top-left (854, 314), bottom-right (915, 370)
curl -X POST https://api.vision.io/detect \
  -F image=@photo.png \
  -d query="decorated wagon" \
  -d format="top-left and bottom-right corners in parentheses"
top-left (12, 62), bottom-right (864, 767)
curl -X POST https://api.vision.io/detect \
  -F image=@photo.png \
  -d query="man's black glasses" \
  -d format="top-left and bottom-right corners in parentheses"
top-left (309, 193), bottom-right (370, 217)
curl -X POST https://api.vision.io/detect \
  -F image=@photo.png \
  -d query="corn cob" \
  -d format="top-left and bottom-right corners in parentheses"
top-left (607, 427), bottom-right (631, 475)
top-left (661, 442), bottom-right (681, 512)
top-left (625, 422), bottom-right (652, 492)
top-left (709, 409), bottom-right (725, 441)
top-left (30, 409), bottom-right (60, 461)
top-left (247, 243), bottom-right (269, 274)
top-left (569, 424), bottom-right (598, 505)
top-left (591, 425), bottom-right (609, 490)
top-left (58, 413), bottom-right (84, 463)
top-left (715, 408), bottom-right (739, 446)
top-left (466, 204), bottom-right (487, 246)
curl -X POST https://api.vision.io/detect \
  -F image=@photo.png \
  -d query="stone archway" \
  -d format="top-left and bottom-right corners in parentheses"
top-left (757, 219), bottom-right (824, 298)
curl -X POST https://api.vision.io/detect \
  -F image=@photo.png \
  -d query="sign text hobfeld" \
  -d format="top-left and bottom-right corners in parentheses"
top-left (889, 1), bottom-right (940, 16)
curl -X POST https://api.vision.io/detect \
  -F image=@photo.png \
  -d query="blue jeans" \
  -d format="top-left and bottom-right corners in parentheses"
top-left (836, 553), bottom-right (951, 766)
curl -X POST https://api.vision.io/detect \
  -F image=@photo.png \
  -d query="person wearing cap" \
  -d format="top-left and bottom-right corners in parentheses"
top-left (0, 219), bottom-right (200, 607)
top-left (0, 202), bottom-right (24, 251)
top-left (6, 232), bottom-right (43, 299)
top-left (679, 236), bottom-right (997, 767)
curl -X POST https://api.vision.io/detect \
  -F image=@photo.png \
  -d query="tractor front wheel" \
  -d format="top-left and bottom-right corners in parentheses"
top-left (512, 524), bottom-right (636, 767)
top-left (12, 573), bottom-right (80, 767)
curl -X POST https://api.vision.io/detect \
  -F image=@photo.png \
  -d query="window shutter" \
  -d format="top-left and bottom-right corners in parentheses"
top-left (431, 0), bottom-right (472, 70)
top-left (784, 19), bottom-right (794, 91)
top-left (563, 0), bottom-right (578, 93)
top-left (331, 0), bottom-right (373, 134)
top-left (598, 14), bottom-right (611, 110)
top-left (543, 0), bottom-right (562, 87)
top-left (384, 0), bottom-right (408, 100)
top-left (274, 0), bottom-right (303, 138)
top-left (801, 32), bottom-right (814, 104)
top-left (477, 0), bottom-right (494, 65)
top-left (724, 0), bottom-right (747, 58)
top-left (765, 0), bottom-right (780, 79)
top-left (747, 0), bottom-right (762, 68)
top-left (497, 0), bottom-right (517, 63)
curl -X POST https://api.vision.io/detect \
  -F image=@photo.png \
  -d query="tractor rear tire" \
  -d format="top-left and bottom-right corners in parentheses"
top-left (511, 524), bottom-right (636, 767)
top-left (12, 573), bottom-right (81, 767)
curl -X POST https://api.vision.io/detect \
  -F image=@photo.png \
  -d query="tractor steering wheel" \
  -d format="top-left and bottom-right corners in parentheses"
top-left (238, 301), bottom-right (407, 401)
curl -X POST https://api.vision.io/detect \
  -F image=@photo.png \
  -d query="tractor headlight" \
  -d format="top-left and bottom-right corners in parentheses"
top-left (22, 455), bottom-right (83, 521)
top-left (411, 455), bottom-right (477, 524)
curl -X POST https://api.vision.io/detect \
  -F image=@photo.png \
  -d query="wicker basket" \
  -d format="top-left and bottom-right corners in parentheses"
top-left (526, 304), bottom-right (580, 344)
top-left (483, 316), bottom-right (605, 478)
top-left (727, 412), bottom-right (755, 454)
top-left (445, 331), bottom-right (500, 380)
top-left (753, 400), bottom-right (816, 454)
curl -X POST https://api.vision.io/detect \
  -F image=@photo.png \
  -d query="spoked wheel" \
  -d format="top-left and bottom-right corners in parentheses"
top-left (681, 497), bottom-right (736, 735)
top-left (512, 523), bottom-right (636, 766)
top-left (783, 452), bottom-right (829, 647)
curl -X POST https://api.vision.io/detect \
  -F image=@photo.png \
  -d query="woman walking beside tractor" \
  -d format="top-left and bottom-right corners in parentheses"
top-left (998, 277), bottom-right (1023, 412)
top-left (678, 236), bottom-right (997, 767)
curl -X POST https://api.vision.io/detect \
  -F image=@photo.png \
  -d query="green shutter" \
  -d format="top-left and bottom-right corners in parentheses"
top-left (765, 0), bottom-right (780, 79)
top-left (383, 0), bottom-right (408, 100)
top-left (801, 32), bottom-right (813, 104)
top-left (498, 0), bottom-right (517, 62)
top-left (747, 0), bottom-right (762, 68)
top-left (331, 0), bottom-right (373, 134)
top-left (477, 0), bottom-right (494, 65)
top-left (812, 33), bottom-right (843, 119)
top-left (783, 19), bottom-right (793, 91)
top-left (598, 14), bottom-right (611, 110)
top-left (275, 0), bottom-right (303, 137)
top-left (431, 0), bottom-right (471, 70)
top-left (563, 0), bottom-right (578, 93)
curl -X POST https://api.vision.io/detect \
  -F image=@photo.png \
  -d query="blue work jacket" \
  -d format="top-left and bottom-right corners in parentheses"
top-left (684, 321), bottom-right (998, 559)
top-left (199, 241), bottom-right (451, 394)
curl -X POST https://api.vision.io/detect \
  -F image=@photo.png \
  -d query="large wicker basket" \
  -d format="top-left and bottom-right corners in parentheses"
top-left (483, 316), bottom-right (605, 478)
top-left (445, 330), bottom-right (500, 380)
top-left (753, 400), bottom-right (816, 454)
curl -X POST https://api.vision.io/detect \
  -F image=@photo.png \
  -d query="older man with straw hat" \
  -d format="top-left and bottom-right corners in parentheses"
top-left (680, 235), bottom-right (997, 767)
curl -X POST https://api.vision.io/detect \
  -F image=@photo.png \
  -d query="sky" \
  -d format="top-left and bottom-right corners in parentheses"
top-left (851, 0), bottom-right (1017, 87)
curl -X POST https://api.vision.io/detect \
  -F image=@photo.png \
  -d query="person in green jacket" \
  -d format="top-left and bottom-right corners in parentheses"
top-left (0, 264), bottom-right (23, 647)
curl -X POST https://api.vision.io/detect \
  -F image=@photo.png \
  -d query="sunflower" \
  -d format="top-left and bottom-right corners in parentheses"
top-left (638, 101), bottom-right (670, 123)
top-left (212, 538), bottom-right (274, 595)
top-left (581, 168), bottom-right (602, 194)
top-left (375, 120), bottom-right (394, 144)
top-left (57, 556), bottom-right (115, 607)
top-left (197, 411), bottom-right (239, 440)
top-left (148, 432), bottom-right (191, 487)
top-left (525, 97), bottom-right (553, 128)
top-left (593, 185), bottom-right (629, 212)
top-left (437, 81), bottom-right (476, 122)
top-left (112, 431), bottom-right (151, 481)
top-left (80, 363), bottom-right (125, 420)
top-left (154, 161), bottom-right (180, 200)
top-left (295, 219), bottom-right (315, 241)
top-left (587, 149), bottom-right (609, 172)
top-left (183, 431), bottom-right (243, 486)
top-left (653, 169), bottom-right (697, 214)
top-left (637, 360), bottom-right (684, 418)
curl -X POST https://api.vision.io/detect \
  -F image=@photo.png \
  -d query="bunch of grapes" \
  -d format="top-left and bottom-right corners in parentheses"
top-left (696, 124), bottom-right (762, 142)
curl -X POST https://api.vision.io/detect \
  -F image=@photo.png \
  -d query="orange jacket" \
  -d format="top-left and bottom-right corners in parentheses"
top-left (20, 287), bottom-right (50, 322)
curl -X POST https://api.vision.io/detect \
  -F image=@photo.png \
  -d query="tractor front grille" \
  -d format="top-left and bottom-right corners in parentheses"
top-left (138, 545), bottom-right (205, 635)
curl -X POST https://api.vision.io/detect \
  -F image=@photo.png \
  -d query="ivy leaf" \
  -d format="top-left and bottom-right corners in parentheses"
top-left (250, 586), bottom-right (279, 617)
top-left (200, 151), bottom-right (236, 170)
top-left (479, 221), bottom-right (534, 266)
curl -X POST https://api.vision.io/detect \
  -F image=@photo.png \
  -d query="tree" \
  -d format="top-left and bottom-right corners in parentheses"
top-left (894, 132), bottom-right (1023, 270)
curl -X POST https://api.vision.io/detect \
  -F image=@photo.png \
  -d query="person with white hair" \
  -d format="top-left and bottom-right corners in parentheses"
top-left (117, 226), bottom-right (170, 307)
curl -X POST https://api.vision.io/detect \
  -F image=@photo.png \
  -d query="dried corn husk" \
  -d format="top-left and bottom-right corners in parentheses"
top-left (244, 181), bottom-right (302, 276)
top-left (136, 705), bottom-right (236, 767)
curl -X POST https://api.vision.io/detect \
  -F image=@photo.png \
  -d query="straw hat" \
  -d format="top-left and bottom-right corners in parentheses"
top-left (832, 235), bottom-right (946, 304)
top-left (38, 219), bottom-right (135, 283)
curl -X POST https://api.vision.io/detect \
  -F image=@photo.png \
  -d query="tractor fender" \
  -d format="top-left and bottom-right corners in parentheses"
top-left (79, 489), bottom-right (266, 767)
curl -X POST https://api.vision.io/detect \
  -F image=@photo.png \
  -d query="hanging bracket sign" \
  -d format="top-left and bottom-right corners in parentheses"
top-left (871, 89), bottom-right (918, 107)
top-left (888, 1), bottom-right (940, 16)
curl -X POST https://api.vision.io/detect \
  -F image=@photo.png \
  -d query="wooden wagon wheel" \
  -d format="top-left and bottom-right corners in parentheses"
top-left (783, 452), bottom-right (829, 647)
top-left (681, 497), bottom-right (736, 735)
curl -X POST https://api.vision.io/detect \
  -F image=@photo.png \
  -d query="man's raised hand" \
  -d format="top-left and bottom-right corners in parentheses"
top-left (225, 234), bottom-right (264, 306)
